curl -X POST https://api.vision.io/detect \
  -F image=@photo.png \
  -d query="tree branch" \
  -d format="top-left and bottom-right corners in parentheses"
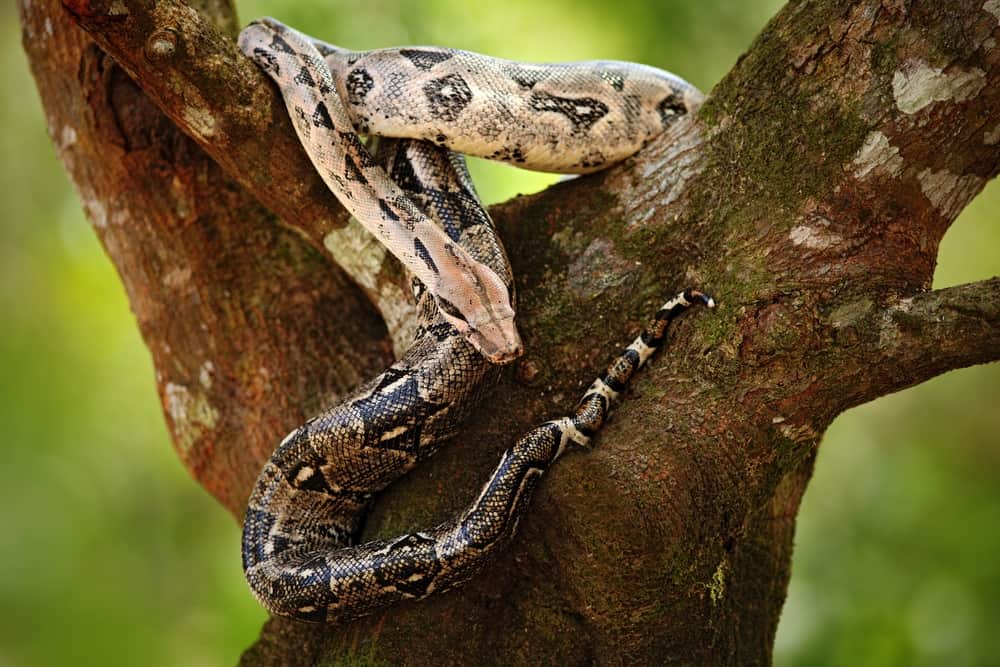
top-left (23, 0), bottom-right (1000, 663)
top-left (60, 0), bottom-right (418, 349)
top-left (831, 277), bottom-right (1000, 408)
top-left (61, 0), bottom-right (343, 244)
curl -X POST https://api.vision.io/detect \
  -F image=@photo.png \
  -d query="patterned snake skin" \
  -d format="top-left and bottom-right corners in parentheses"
top-left (238, 18), bottom-right (713, 623)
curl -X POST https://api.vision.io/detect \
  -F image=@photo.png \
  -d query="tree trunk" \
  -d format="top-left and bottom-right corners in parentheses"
top-left (19, 0), bottom-right (1000, 664)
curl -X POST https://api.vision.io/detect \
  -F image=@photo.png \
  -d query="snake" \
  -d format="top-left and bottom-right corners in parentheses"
top-left (238, 18), bottom-right (712, 623)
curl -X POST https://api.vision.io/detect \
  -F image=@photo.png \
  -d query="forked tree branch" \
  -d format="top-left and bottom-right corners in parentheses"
top-left (22, 0), bottom-right (1000, 663)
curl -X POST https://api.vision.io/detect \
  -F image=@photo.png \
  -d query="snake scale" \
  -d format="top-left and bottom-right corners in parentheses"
top-left (239, 18), bottom-right (713, 623)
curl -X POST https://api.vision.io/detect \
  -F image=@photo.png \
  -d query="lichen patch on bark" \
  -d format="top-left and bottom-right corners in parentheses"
top-left (81, 189), bottom-right (107, 228)
top-left (323, 219), bottom-right (386, 291)
top-left (199, 361), bottom-right (215, 390)
top-left (324, 219), bottom-right (416, 354)
top-left (916, 167), bottom-right (987, 221)
top-left (852, 131), bottom-right (903, 179)
top-left (707, 558), bottom-right (728, 606)
top-left (164, 381), bottom-right (220, 453)
top-left (828, 298), bottom-right (875, 329)
top-left (779, 421), bottom-right (820, 445)
top-left (181, 105), bottom-right (217, 138)
top-left (892, 60), bottom-right (987, 114)
top-left (59, 125), bottom-right (77, 150)
top-left (788, 224), bottom-right (842, 250)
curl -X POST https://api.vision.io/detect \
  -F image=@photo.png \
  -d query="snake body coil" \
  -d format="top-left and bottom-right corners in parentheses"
top-left (239, 18), bottom-right (711, 623)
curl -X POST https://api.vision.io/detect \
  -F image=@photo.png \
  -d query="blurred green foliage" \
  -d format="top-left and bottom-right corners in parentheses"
top-left (1, 0), bottom-right (996, 664)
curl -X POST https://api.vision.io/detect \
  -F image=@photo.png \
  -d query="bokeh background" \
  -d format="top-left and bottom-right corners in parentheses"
top-left (2, 0), bottom-right (997, 665)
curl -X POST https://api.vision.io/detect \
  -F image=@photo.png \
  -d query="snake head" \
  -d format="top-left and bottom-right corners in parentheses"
top-left (460, 311), bottom-right (523, 365)
top-left (433, 265), bottom-right (522, 365)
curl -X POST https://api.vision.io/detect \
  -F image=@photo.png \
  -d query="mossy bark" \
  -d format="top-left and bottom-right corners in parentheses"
top-left (21, 0), bottom-right (1000, 664)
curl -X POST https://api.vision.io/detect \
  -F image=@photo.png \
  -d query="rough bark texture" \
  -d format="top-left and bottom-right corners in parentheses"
top-left (20, 0), bottom-right (1000, 664)
top-left (19, 0), bottom-right (390, 517)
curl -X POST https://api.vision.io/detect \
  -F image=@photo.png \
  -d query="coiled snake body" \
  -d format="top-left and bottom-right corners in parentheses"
top-left (239, 18), bottom-right (712, 623)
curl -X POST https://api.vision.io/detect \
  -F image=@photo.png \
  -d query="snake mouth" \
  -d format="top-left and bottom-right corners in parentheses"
top-left (467, 324), bottom-right (523, 365)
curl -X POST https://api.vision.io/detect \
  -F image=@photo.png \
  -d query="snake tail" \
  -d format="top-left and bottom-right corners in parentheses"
top-left (249, 289), bottom-right (712, 623)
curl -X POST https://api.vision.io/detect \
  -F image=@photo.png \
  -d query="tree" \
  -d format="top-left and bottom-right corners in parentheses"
top-left (19, 0), bottom-right (1000, 663)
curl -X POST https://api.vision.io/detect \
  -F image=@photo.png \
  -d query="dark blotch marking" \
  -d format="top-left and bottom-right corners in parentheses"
top-left (346, 67), bottom-right (375, 105)
top-left (529, 93), bottom-right (609, 133)
top-left (392, 533), bottom-right (436, 550)
top-left (423, 322), bottom-right (455, 342)
top-left (269, 34), bottom-right (295, 54)
top-left (572, 393), bottom-right (607, 437)
top-left (577, 149), bottom-right (606, 170)
top-left (641, 328), bottom-right (665, 348)
top-left (338, 131), bottom-right (377, 168)
top-left (293, 605), bottom-right (328, 623)
top-left (352, 370), bottom-right (448, 455)
top-left (294, 65), bottom-right (316, 87)
top-left (388, 148), bottom-right (422, 192)
top-left (662, 302), bottom-right (688, 320)
top-left (372, 534), bottom-right (440, 598)
top-left (656, 95), bottom-right (688, 128)
top-left (251, 48), bottom-right (280, 75)
top-left (599, 370), bottom-right (626, 393)
top-left (313, 42), bottom-right (337, 57)
top-left (413, 238), bottom-right (439, 275)
top-left (374, 423), bottom-right (422, 456)
top-left (326, 171), bottom-right (348, 197)
top-left (354, 374), bottom-right (419, 423)
top-left (343, 155), bottom-right (368, 185)
top-left (371, 368), bottom-right (408, 393)
top-left (600, 348), bottom-right (642, 390)
top-left (487, 145), bottom-right (526, 164)
top-left (575, 421), bottom-right (597, 439)
top-left (423, 73), bottom-right (473, 122)
top-left (623, 347), bottom-right (641, 366)
top-left (400, 49), bottom-right (454, 71)
top-left (599, 69), bottom-right (626, 91)
top-left (506, 65), bottom-right (548, 90)
top-left (269, 535), bottom-right (294, 555)
top-left (578, 391), bottom-right (608, 419)
top-left (412, 186), bottom-right (484, 240)
top-left (378, 199), bottom-right (400, 222)
top-left (311, 101), bottom-right (335, 129)
top-left (287, 460), bottom-right (337, 494)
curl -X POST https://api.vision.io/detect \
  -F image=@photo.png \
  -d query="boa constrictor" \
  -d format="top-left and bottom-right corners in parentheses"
top-left (238, 18), bottom-right (713, 623)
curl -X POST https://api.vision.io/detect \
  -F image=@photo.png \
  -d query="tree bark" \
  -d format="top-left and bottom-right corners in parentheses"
top-left (20, 0), bottom-right (1000, 664)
